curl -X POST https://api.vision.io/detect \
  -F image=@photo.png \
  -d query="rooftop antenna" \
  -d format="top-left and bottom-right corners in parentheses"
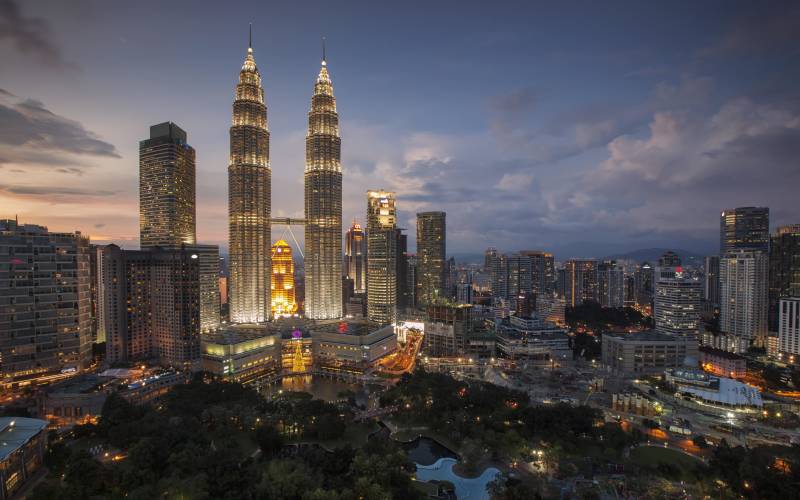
top-left (249, 23), bottom-right (252, 49)
top-left (322, 36), bottom-right (326, 64)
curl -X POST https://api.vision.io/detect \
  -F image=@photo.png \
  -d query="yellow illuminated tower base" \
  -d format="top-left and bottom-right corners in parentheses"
top-left (271, 239), bottom-right (298, 317)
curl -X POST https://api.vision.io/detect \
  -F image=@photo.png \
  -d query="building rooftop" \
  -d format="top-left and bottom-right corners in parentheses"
top-left (699, 346), bottom-right (745, 360)
top-left (45, 374), bottom-right (115, 395)
top-left (605, 330), bottom-right (690, 342)
top-left (0, 417), bottom-right (47, 461)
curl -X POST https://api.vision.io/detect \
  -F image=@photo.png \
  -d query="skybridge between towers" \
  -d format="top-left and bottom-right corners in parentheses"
top-left (270, 218), bottom-right (306, 258)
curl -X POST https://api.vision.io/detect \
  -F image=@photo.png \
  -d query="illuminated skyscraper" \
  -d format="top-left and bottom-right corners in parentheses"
top-left (139, 122), bottom-right (196, 248)
top-left (304, 46), bottom-right (342, 319)
top-left (271, 240), bottom-right (298, 317)
top-left (720, 207), bottom-right (769, 254)
top-left (1, 220), bottom-right (92, 386)
top-left (345, 221), bottom-right (367, 294)
top-left (769, 224), bottom-right (800, 331)
top-left (416, 211), bottom-right (446, 307)
top-left (564, 258), bottom-right (598, 306)
top-left (229, 30), bottom-right (271, 323)
top-left (367, 190), bottom-right (397, 325)
top-left (720, 249), bottom-right (768, 352)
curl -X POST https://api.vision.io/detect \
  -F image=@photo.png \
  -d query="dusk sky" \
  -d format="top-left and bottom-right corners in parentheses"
top-left (1, 0), bottom-right (798, 258)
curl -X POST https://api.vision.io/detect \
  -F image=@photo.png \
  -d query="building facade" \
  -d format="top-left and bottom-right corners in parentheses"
top-left (423, 303), bottom-right (473, 357)
top-left (344, 221), bottom-right (367, 294)
top-left (654, 274), bottom-right (702, 338)
top-left (720, 249), bottom-right (768, 353)
top-left (521, 250), bottom-right (555, 298)
top-left (704, 256), bottom-right (720, 307)
top-left (139, 122), bottom-right (196, 248)
top-left (778, 297), bottom-right (800, 358)
top-left (100, 245), bottom-right (201, 370)
top-left (304, 54), bottom-right (343, 320)
top-left (270, 240), bottom-right (298, 317)
top-left (229, 38), bottom-right (271, 324)
top-left (769, 224), bottom-right (800, 331)
top-left (598, 260), bottom-right (625, 308)
top-left (601, 331), bottom-right (698, 375)
top-left (563, 258), bottom-right (598, 307)
top-left (0, 221), bottom-right (92, 388)
top-left (416, 211), bottom-right (446, 307)
top-left (367, 191), bottom-right (397, 325)
top-left (720, 206), bottom-right (769, 255)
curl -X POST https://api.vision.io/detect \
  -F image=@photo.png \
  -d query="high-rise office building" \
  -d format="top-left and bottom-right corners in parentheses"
top-left (507, 253), bottom-right (534, 303)
top-left (139, 122), bottom-right (196, 248)
top-left (229, 35), bottom-right (271, 324)
top-left (424, 303), bottom-right (473, 357)
top-left (484, 248), bottom-right (498, 273)
top-left (396, 229), bottom-right (410, 312)
top-left (0, 220), bottom-right (92, 386)
top-left (563, 259), bottom-right (598, 307)
top-left (598, 260), bottom-right (624, 308)
top-left (521, 250), bottom-right (555, 298)
top-left (304, 51), bottom-right (343, 320)
top-left (194, 244), bottom-right (220, 333)
top-left (270, 240), bottom-right (298, 317)
top-left (778, 297), bottom-right (800, 358)
top-left (100, 244), bottom-right (201, 369)
top-left (406, 254), bottom-right (418, 310)
top-left (367, 191), bottom-right (397, 325)
top-left (720, 249), bottom-right (768, 353)
top-left (769, 224), bottom-right (800, 331)
top-left (634, 262), bottom-right (654, 309)
top-left (720, 206), bottom-right (769, 254)
top-left (416, 211), bottom-right (446, 307)
top-left (704, 256), bottom-right (721, 307)
top-left (344, 221), bottom-right (367, 294)
top-left (654, 270), bottom-right (702, 338)
top-left (488, 252), bottom-right (509, 301)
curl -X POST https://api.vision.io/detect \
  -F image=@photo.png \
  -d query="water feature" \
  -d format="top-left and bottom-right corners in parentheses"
top-left (415, 458), bottom-right (500, 500)
top-left (404, 436), bottom-right (458, 465)
top-left (259, 375), bottom-right (361, 402)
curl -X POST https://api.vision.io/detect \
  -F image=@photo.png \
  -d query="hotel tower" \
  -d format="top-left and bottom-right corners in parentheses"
top-left (304, 46), bottom-right (343, 319)
top-left (229, 31), bottom-right (271, 323)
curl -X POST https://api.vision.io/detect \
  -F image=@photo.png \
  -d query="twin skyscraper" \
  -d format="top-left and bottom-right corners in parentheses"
top-left (228, 32), bottom-right (342, 324)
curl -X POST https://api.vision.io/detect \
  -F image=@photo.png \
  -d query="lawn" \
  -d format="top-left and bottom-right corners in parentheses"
top-left (629, 445), bottom-right (704, 477)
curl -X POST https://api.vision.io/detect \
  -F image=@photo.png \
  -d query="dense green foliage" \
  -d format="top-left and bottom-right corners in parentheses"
top-left (381, 369), bottom-right (640, 470)
top-left (704, 440), bottom-right (800, 498)
top-left (566, 301), bottom-right (651, 332)
top-left (30, 375), bottom-right (423, 500)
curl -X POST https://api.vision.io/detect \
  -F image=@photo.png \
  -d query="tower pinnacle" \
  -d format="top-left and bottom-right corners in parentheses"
top-left (322, 36), bottom-right (326, 65)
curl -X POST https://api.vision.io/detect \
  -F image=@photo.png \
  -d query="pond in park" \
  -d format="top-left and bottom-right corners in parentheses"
top-left (415, 458), bottom-right (500, 500)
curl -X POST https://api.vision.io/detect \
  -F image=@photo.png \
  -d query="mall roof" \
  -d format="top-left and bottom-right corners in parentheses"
top-left (0, 417), bottom-right (47, 461)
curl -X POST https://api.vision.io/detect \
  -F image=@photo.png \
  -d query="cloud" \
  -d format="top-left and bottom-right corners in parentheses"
top-left (0, 0), bottom-right (70, 68)
top-left (0, 184), bottom-right (118, 203)
top-left (0, 93), bottom-right (119, 168)
top-left (569, 96), bottom-right (800, 239)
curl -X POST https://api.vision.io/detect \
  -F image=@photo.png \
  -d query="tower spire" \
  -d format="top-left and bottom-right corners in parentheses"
top-left (322, 36), bottom-right (326, 65)
top-left (249, 23), bottom-right (252, 49)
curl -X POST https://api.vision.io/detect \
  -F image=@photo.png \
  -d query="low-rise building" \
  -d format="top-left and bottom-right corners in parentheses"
top-left (665, 367), bottom-right (762, 408)
top-left (314, 321), bottom-right (397, 377)
top-left (601, 331), bottom-right (698, 375)
top-left (201, 325), bottom-right (281, 386)
top-left (36, 369), bottom-right (184, 428)
top-left (699, 346), bottom-right (747, 379)
top-left (0, 417), bottom-right (48, 500)
top-left (496, 315), bottom-right (571, 366)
